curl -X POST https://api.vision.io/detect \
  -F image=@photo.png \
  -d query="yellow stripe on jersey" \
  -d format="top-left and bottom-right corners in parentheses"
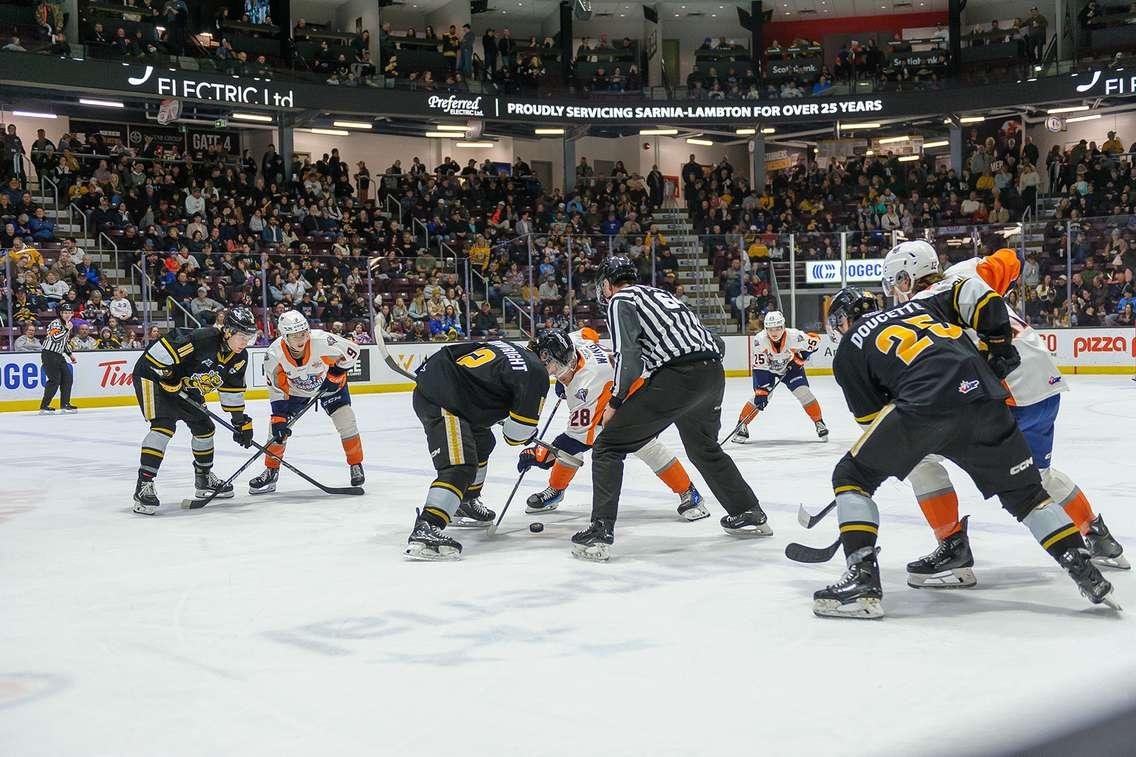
top-left (970, 290), bottom-right (999, 329)
top-left (840, 523), bottom-right (879, 535)
top-left (1042, 525), bottom-right (1081, 550)
top-left (161, 338), bottom-right (181, 364)
top-left (851, 403), bottom-right (896, 457)
top-left (509, 410), bottom-right (539, 425)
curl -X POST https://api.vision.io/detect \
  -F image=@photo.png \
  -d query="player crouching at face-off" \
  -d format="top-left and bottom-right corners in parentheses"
top-left (818, 281), bottom-right (1118, 620)
top-left (881, 243), bottom-right (1127, 589)
top-left (519, 328), bottom-right (709, 521)
top-left (729, 310), bottom-right (828, 444)
top-left (249, 310), bottom-right (365, 494)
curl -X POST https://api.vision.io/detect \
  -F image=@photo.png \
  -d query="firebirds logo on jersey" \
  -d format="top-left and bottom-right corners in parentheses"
top-left (957, 379), bottom-right (980, 394)
top-left (575, 387), bottom-right (588, 401)
top-left (290, 373), bottom-right (325, 393)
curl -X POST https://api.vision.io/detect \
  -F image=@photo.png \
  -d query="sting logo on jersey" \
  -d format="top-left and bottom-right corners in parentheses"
top-left (957, 379), bottom-right (980, 394)
top-left (1010, 457), bottom-right (1034, 475)
top-left (186, 371), bottom-right (223, 394)
top-left (575, 387), bottom-right (588, 402)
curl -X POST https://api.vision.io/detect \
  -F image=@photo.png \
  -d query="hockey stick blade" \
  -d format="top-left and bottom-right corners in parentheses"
top-left (797, 500), bottom-right (837, 529)
top-left (785, 539), bottom-right (842, 563)
top-left (179, 484), bottom-right (364, 510)
top-left (488, 397), bottom-right (564, 537)
top-left (374, 321), bottom-right (418, 381)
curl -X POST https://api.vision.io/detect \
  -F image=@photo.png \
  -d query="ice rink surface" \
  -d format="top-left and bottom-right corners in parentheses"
top-left (1, 375), bottom-right (1134, 756)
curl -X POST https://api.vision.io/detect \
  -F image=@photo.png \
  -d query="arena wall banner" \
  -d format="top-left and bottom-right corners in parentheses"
top-left (804, 258), bottom-right (886, 284)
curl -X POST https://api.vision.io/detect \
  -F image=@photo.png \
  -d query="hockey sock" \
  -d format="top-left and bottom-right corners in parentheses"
top-left (1023, 502), bottom-right (1086, 560)
top-left (549, 461), bottom-right (577, 490)
top-left (656, 459), bottom-right (692, 494)
top-left (835, 488), bottom-right (880, 558)
top-left (1042, 468), bottom-right (1096, 535)
top-left (341, 435), bottom-right (363, 465)
top-left (792, 386), bottom-right (823, 422)
top-left (139, 424), bottom-right (174, 478)
top-left (191, 430), bottom-right (215, 469)
top-left (802, 401), bottom-right (823, 423)
top-left (331, 407), bottom-right (363, 465)
top-left (917, 490), bottom-right (963, 540)
top-left (1061, 490), bottom-right (1095, 536)
top-left (737, 401), bottom-right (759, 426)
top-left (464, 461), bottom-right (488, 500)
top-left (264, 442), bottom-right (286, 469)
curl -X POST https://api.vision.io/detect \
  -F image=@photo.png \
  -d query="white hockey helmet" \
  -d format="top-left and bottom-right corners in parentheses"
top-left (278, 310), bottom-right (310, 349)
top-left (883, 240), bottom-right (939, 303)
top-left (763, 310), bottom-right (786, 336)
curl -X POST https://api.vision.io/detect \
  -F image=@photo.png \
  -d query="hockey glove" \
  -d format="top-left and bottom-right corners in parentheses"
top-left (320, 366), bottom-right (348, 396)
top-left (752, 388), bottom-right (771, 411)
top-left (232, 413), bottom-right (254, 448)
top-left (554, 380), bottom-right (567, 400)
top-left (517, 444), bottom-right (555, 473)
top-left (984, 330), bottom-right (1021, 380)
top-left (270, 414), bottom-right (292, 444)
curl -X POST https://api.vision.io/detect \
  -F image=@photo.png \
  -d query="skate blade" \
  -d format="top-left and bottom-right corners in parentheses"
top-left (404, 543), bottom-right (461, 561)
top-left (248, 484), bottom-right (277, 495)
top-left (722, 523), bottom-right (774, 538)
top-left (813, 597), bottom-right (884, 619)
top-left (817, 435), bottom-right (829, 442)
top-left (61, 408), bottom-right (78, 414)
top-left (730, 436), bottom-right (749, 445)
top-left (450, 517), bottom-right (494, 529)
top-left (132, 503), bottom-right (159, 515)
top-left (679, 504), bottom-right (711, 521)
top-left (196, 489), bottom-right (235, 500)
top-left (571, 543), bottom-right (611, 562)
top-left (906, 567), bottom-right (977, 589)
top-left (1091, 555), bottom-right (1131, 571)
top-left (525, 501), bottom-right (561, 514)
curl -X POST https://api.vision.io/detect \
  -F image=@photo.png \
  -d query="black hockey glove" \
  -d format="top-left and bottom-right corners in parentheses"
top-left (554, 380), bottom-right (567, 400)
top-left (270, 414), bottom-right (292, 443)
top-left (231, 413), bottom-right (254, 448)
top-left (320, 366), bottom-right (348, 396)
top-left (517, 445), bottom-right (556, 473)
top-left (984, 331), bottom-right (1021, 380)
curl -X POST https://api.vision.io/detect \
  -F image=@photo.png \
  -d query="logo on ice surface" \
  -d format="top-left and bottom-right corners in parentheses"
top-left (957, 379), bottom-right (980, 394)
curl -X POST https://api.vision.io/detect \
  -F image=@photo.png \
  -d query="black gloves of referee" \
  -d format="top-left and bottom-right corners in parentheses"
top-left (984, 327), bottom-right (1021, 380)
top-left (231, 413), bottom-right (254, 448)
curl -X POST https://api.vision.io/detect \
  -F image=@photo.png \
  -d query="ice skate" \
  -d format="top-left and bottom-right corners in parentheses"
top-left (1085, 515), bottom-right (1129, 570)
top-left (571, 519), bottom-right (614, 562)
top-left (194, 469), bottom-right (234, 500)
top-left (405, 512), bottom-right (462, 561)
top-left (38, 406), bottom-right (56, 415)
top-left (1059, 548), bottom-right (1121, 610)
top-left (906, 516), bottom-right (977, 589)
top-left (133, 477), bottom-right (160, 515)
top-left (720, 505), bottom-right (773, 537)
top-left (61, 404), bottom-right (78, 413)
top-left (814, 419), bottom-right (828, 440)
top-left (248, 468), bottom-right (279, 495)
top-left (452, 497), bottom-right (495, 528)
top-left (526, 486), bottom-right (563, 514)
top-left (814, 546), bottom-right (885, 619)
top-left (729, 425), bottom-right (750, 444)
top-left (677, 484), bottom-right (710, 521)
top-left (350, 463), bottom-right (365, 487)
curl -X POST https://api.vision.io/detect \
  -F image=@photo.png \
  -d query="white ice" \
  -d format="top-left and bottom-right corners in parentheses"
top-left (1, 376), bottom-right (1134, 757)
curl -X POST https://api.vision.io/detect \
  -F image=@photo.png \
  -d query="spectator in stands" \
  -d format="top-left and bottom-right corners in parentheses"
top-left (70, 323), bottom-right (97, 351)
top-left (1025, 5), bottom-right (1048, 63)
top-left (14, 322), bottom-right (41, 351)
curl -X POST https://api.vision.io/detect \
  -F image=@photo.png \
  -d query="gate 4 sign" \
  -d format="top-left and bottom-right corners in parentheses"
top-left (805, 258), bottom-right (886, 284)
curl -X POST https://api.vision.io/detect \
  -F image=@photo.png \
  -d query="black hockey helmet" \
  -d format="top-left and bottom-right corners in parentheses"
top-left (531, 328), bottom-right (576, 371)
top-left (827, 287), bottom-right (879, 338)
top-left (58, 302), bottom-right (74, 314)
top-left (596, 255), bottom-right (638, 304)
top-left (223, 306), bottom-right (258, 337)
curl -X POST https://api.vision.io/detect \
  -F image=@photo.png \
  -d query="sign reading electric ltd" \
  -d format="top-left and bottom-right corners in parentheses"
top-left (805, 258), bottom-right (886, 284)
top-left (126, 65), bottom-right (295, 108)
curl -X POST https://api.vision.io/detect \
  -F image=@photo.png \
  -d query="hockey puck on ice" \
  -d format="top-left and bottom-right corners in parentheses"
top-left (529, 522), bottom-right (544, 533)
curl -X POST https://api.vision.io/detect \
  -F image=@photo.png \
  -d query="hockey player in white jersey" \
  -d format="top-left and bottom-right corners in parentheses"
top-left (883, 242), bottom-right (1126, 588)
top-left (249, 310), bottom-right (365, 493)
top-left (518, 328), bottom-right (709, 521)
top-left (728, 311), bottom-right (828, 443)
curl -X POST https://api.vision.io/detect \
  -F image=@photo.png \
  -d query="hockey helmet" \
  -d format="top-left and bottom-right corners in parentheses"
top-left (58, 302), bottom-right (74, 315)
top-left (827, 287), bottom-right (879, 339)
top-left (531, 329), bottom-right (577, 379)
top-left (595, 255), bottom-right (638, 304)
top-left (883, 240), bottom-right (939, 303)
top-left (763, 310), bottom-right (786, 337)
top-left (223, 306), bottom-right (258, 340)
top-left (277, 310), bottom-right (310, 350)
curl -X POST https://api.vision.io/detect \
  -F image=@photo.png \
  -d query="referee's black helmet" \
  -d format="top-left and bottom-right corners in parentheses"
top-left (596, 255), bottom-right (638, 304)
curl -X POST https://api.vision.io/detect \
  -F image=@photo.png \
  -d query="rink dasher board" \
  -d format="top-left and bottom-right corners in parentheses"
top-left (0, 330), bottom-right (1132, 411)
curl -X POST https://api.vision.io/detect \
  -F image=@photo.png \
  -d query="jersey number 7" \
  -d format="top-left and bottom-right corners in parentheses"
top-left (875, 313), bottom-right (963, 366)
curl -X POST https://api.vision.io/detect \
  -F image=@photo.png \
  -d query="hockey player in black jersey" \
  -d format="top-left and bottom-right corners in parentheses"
top-left (131, 308), bottom-right (258, 515)
top-left (817, 284), bottom-right (1118, 618)
top-left (405, 340), bottom-right (549, 560)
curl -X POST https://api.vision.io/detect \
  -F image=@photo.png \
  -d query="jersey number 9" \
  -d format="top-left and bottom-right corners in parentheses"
top-left (875, 314), bottom-right (963, 366)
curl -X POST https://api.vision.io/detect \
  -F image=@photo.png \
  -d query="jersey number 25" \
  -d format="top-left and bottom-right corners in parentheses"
top-left (875, 314), bottom-right (963, 366)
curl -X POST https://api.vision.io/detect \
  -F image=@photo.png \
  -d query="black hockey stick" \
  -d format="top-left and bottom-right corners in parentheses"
top-left (487, 396), bottom-right (564, 537)
top-left (179, 393), bottom-right (365, 497)
top-left (797, 500), bottom-right (837, 529)
top-left (179, 393), bottom-right (321, 509)
top-left (374, 319), bottom-right (418, 381)
top-left (785, 539), bottom-right (842, 564)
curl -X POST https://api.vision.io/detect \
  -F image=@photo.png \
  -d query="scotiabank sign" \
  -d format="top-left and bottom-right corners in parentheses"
top-left (805, 258), bottom-right (885, 284)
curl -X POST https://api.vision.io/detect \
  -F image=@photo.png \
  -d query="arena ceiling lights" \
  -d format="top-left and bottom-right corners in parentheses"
top-left (232, 112), bottom-right (273, 122)
top-left (434, 124), bottom-right (470, 132)
top-left (735, 128), bottom-right (756, 135)
top-left (533, 128), bottom-right (564, 135)
top-left (877, 135), bottom-right (910, 144)
top-left (841, 122), bottom-right (880, 129)
top-left (640, 128), bottom-right (678, 135)
top-left (1065, 114), bottom-right (1102, 123)
top-left (687, 138), bottom-right (714, 146)
top-left (78, 98), bottom-right (124, 108)
top-left (425, 131), bottom-right (461, 137)
top-left (308, 128), bottom-right (349, 136)
top-left (11, 110), bottom-right (56, 118)
top-left (455, 141), bottom-right (493, 148)
top-left (332, 120), bottom-right (373, 129)
top-left (922, 140), bottom-right (949, 148)
top-left (1046, 105), bottom-right (1090, 114)
top-left (897, 155), bottom-right (921, 162)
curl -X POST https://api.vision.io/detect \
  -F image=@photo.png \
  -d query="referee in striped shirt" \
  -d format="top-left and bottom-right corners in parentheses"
top-left (570, 256), bottom-right (770, 561)
top-left (39, 302), bottom-right (78, 414)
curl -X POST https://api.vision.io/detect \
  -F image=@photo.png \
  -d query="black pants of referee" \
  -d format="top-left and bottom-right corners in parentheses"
top-left (591, 358), bottom-right (760, 526)
top-left (40, 351), bottom-right (73, 409)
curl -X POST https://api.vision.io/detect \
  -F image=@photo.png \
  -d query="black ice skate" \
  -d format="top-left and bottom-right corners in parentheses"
top-left (814, 546), bottom-right (884, 619)
top-left (133, 476), bottom-right (160, 515)
top-left (248, 468), bottom-right (279, 495)
top-left (405, 511), bottom-right (463, 561)
top-left (729, 425), bottom-right (750, 444)
top-left (452, 497), bottom-right (495, 528)
top-left (571, 519), bottom-right (614, 562)
top-left (677, 484), bottom-right (710, 521)
top-left (526, 486), bottom-right (564, 513)
top-left (194, 469), bottom-right (234, 500)
top-left (1059, 548), bottom-right (1121, 610)
top-left (721, 505), bottom-right (773, 537)
top-left (350, 463), bottom-right (365, 487)
top-left (1085, 515), bottom-right (1129, 570)
top-left (815, 419), bottom-right (828, 441)
top-left (906, 515), bottom-right (977, 589)
top-left (61, 404), bottom-right (78, 413)
top-left (38, 405), bottom-right (56, 415)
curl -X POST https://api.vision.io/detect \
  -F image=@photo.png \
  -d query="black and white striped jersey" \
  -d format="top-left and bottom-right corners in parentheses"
top-left (41, 318), bottom-right (72, 356)
top-left (607, 284), bottom-right (721, 401)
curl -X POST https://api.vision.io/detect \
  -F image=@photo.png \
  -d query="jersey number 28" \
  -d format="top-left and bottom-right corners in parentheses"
top-left (875, 314), bottom-right (963, 366)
